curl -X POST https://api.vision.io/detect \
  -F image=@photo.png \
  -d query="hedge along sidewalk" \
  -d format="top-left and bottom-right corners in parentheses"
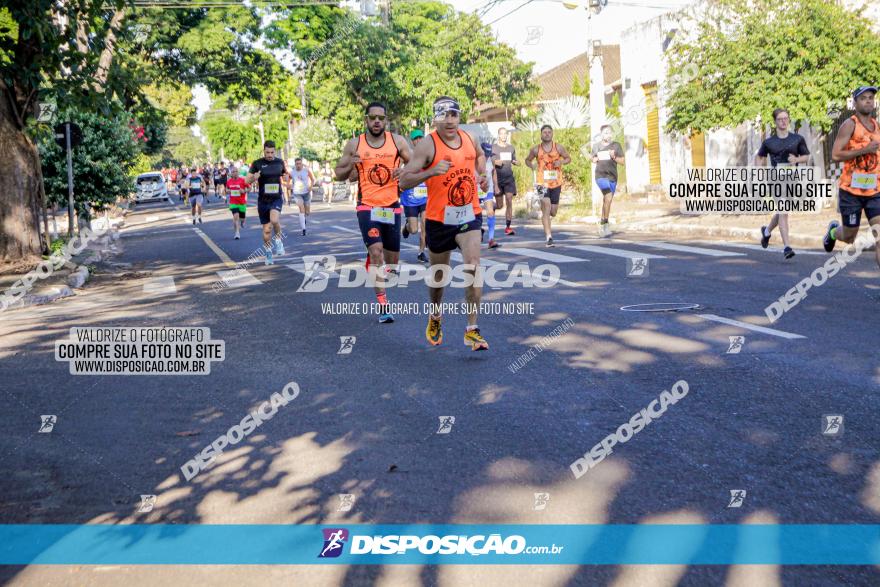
top-left (0, 216), bottom-right (126, 311)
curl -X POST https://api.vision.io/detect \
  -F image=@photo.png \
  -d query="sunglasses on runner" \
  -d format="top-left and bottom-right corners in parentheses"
top-left (367, 115), bottom-right (386, 121)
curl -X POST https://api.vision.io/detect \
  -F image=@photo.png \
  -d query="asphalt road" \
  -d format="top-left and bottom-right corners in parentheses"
top-left (1, 193), bottom-right (879, 586)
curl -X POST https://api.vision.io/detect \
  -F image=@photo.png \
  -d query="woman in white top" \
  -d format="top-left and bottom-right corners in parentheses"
top-left (291, 157), bottom-right (315, 235)
top-left (321, 162), bottom-right (334, 205)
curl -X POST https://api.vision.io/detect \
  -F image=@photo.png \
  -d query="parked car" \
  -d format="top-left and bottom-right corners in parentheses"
top-left (134, 172), bottom-right (170, 203)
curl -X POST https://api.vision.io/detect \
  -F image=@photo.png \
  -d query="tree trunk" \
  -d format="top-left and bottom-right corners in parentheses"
top-left (0, 89), bottom-right (44, 263)
top-left (94, 9), bottom-right (126, 89)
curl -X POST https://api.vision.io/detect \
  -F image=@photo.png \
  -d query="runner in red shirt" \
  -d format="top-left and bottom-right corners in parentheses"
top-left (226, 169), bottom-right (249, 240)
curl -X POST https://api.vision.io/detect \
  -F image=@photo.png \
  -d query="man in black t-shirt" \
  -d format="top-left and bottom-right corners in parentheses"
top-left (247, 141), bottom-right (290, 265)
top-left (491, 128), bottom-right (519, 235)
top-left (755, 108), bottom-right (810, 259)
top-left (591, 125), bottom-right (625, 237)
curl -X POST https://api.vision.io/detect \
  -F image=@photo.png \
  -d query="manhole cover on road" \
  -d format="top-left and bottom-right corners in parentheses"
top-left (620, 302), bottom-right (701, 312)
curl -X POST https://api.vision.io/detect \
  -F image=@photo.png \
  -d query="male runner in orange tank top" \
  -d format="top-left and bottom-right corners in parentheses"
top-left (823, 86), bottom-right (880, 269)
top-left (526, 125), bottom-right (571, 247)
top-left (335, 102), bottom-right (412, 323)
top-left (399, 96), bottom-right (490, 351)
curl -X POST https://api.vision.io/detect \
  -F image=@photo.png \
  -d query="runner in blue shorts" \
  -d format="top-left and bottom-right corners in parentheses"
top-left (479, 143), bottom-right (500, 249)
top-left (187, 172), bottom-right (205, 225)
top-left (591, 125), bottom-right (625, 238)
top-left (247, 141), bottom-right (289, 265)
top-left (401, 129), bottom-right (429, 263)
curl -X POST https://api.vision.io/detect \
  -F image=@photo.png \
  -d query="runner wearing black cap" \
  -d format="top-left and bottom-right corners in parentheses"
top-left (823, 86), bottom-right (880, 269)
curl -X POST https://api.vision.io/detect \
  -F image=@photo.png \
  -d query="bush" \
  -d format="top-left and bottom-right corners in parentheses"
top-left (39, 109), bottom-right (142, 217)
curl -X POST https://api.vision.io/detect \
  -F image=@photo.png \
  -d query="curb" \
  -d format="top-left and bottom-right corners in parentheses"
top-left (67, 266), bottom-right (90, 288)
top-left (0, 223), bottom-right (124, 312)
top-left (617, 220), bottom-right (877, 251)
top-left (12, 285), bottom-right (75, 309)
top-left (564, 215), bottom-right (833, 250)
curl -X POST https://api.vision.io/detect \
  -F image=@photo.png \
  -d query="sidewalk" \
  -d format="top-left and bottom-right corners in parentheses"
top-left (0, 213), bottom-right (127, 311)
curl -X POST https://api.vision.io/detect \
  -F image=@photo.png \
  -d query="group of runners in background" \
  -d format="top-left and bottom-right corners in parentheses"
top-left (151, 85), bottom-right (880, 351)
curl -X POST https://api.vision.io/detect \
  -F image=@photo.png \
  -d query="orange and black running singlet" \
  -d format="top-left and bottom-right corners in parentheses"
top-left (356, 132), bottom-right (400, 207)
top-left (840, 115), bottom-right (880, 196)
top-left (424, 130), bottom-right (482, 223)
top-left (537, 142), bottom-right (563, 189)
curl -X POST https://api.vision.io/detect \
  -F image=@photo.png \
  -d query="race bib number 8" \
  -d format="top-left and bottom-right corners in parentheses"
top-left (294, 181), bottom-right (306, 192)
top-left (500, 152), bottom-right (513, 161)
top-left (264, 183), bottom-right (280, 195)
top-left (414, 186), bottom-right (428, 199)
top-left (597, 150), bottom-right (612, 161)
top-left (543, 170), bottom-right (559, 181)
top-left (370, 207), bottom-right (396, 224)
top-left (852, 173), bottom-right (877, 190)
top-left (444, 205), bottom-right (476, 226)
top-left (230, 189), bottom-right (241, 197)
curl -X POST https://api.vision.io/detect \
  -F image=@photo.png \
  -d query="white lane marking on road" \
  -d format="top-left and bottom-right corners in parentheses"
top-left (553, 278), bottom-right (583, 287)
top-left (568, 245), bottom-right (666, 259)
top-left (238, 250), bottom-right (367, 268)
top-left (328, 250), bottom-right (371, 257)
top-left (331, 225), bottom-right (360, 234)
top-left (216, 270), bottom-right (262, 287)
top-left (450, 251), bottom-right (505, 267)
top-left (398, 263), bottom-right (427, 276)
top-left (145, 215), bottom-right (160, 223)
top-left (402, 240), bottom-right (503, 267)
top-left (622, 241), bottom-right (746, 257)
top-left (697, 313), bottom-right (806, 340)
top-left (698, 242), bottom-right (825, 255)
top-left (309, 219), bottom-right (323, 224)
top-left (193, 227), bottom-right (236, 267)
top-left (143, 276), bottom-right (176, 295)
top-left (285, 264), bottom-right (341, 279)
top-left (502, 247), bottom-right (590, 263)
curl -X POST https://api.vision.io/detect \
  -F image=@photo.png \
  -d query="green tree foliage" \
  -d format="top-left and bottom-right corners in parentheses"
top-left (291, 118), bottom-right (341, 163)
top-left (201, 115), bottom-right (259, 161)
top-left (162, 126), bottom-right (209, 166)
top-left (0, 7), bottom-right (15, 66)
top-left (265, 5), bottom-right (350, 58)
top-left (262, 110), bottom-right (291, 151)
top-left (666, 0), bottom-right (880, 133)
top-left (302, 3), bottom-right (537, 135)
top-left (39, 108), bottom-right (141, 215)
top-left (143, 82), bottom-right (197, 128)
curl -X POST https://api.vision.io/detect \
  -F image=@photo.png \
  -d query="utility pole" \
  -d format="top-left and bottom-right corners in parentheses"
top-left (565, 0), bottom-right (606, 220)
top-left (65, 123), bottom-right (75, 235)
top-left (300, 73), bottom-right (307, 119)
top-left (588, 9), bottom-right (606, 220)
top-left (256, 116), bottom-right (265, 147)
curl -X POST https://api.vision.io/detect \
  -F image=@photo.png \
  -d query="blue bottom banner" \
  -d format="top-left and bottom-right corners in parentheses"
top-left (2, 524), bottom-right (880, 565)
